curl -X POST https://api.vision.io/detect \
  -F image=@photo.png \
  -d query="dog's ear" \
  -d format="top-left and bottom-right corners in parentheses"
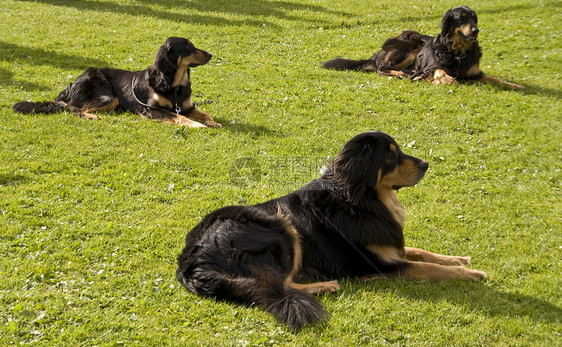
top-left (327, 136), bottom-right (380, 205)
top-left (147, 42), bottom-right (177, 93)
top-left (440, 9), bottom-right (455, 37)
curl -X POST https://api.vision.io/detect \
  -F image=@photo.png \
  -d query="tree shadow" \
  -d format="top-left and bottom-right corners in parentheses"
top-left (16, 0), bottom-right (353, 28)
top-left (343, 279), bottom-right (562, 325)
top-left (0, 41), bottom-right (108, 90)
top-left (0, 66), bottom-right (47, 93)
top-left (0, 172), bottom-right (29, 186)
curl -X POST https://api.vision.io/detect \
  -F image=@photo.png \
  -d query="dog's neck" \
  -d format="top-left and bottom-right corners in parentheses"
top-left (376, 188), bottom-right (406, 227)
top-left (449, 34), bottom-right (477, 54)
top-left (171, 66), bottom-right (190, 88)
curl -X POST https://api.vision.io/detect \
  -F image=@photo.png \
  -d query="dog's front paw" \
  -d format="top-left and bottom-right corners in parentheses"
top-left (176, 117), bottom-right (207, 128)
top-left (508, 82), bottom-right (525, 90)
top-left (322, 280), bottom-right (341, 293)
top-left (449, 256), bottom-right (471, 266)
top-left (206, 120), bottom-right (222, 128)
top-left (433, 75), bottom-right (457, 85)
top-left (78, 111), bottom-right (101, 120)
top-left (432, 69), bottom-right (458, 85)
top-left (467, 269), bottom-right (487, 281)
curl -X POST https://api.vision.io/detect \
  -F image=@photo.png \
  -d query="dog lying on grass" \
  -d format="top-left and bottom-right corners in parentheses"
top-left (323, 6), bottom-right (524, 90)
top-left (13, 37), bottom-right (221, 128)
top-left (176, 131), bottom-right (486, 330)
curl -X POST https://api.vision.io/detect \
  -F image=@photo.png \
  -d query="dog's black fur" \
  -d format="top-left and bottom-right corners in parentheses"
top-left (176, 131), bottom-right (486, 330)
top-left (323, 6), bottom-right (524, 90)
top-left (13, 37), bottom-right (221, 127)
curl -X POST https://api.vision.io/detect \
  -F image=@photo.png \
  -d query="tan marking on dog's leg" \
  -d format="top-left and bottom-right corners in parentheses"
top-left (185, 108), bottom-right (221, 128)
top-left (79, 98), bottom-right (119, 120)
top-left (379, 69), bottom-right (409, 78)
top-left (403, 247), bottom-right (471, 266)
top-left (357, 274), bottom-right (387, 282)
top-left (466, 63), bottom-right (481, 78)
top-left (367, 245), bottom-right (403, 262)
top-left (181, 95), bottom-right (193, 110)
top-left (393, 49), bottom-right (421, 70)
top-left (276, 207), bottom-right (340, 295)
top-left (152, 93), bottom-right (173, 108)
top-left (78, 112), bottom-right (101, 120)
top-left (175, 115), bottom-right (206, 128)
top-left (400, 261), bottom-right (486, 281)
top-left (289, 281), bottom-right (341, 295)
top-left (478, 74), bottom-right (525, 90)
top-left (155, 114), bottom-right (206, 128)
top-left (277, 206), bottom-right (302, 284)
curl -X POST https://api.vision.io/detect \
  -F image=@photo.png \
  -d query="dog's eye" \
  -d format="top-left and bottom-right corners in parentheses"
top-left (387, 151), bottom-right (398, 161)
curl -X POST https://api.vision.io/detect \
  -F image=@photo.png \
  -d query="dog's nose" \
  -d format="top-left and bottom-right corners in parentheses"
top-left (419, 161), bottom-right (429, 172)
top-left (471, 27), bottom-right (479, 35)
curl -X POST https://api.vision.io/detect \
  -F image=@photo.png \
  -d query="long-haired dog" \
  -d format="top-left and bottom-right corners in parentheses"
top-left (176, 131), bottom-right (486, 330)
top-left (13, 37), bottom-right (221, 128)
top-left (323, 6), bottom-right (524, 90)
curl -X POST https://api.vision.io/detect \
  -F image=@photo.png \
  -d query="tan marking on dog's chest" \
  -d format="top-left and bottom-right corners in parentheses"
top-left (451, 30), bottom-right (476, 54)
top-left (181, 95), bottom-right (193, 110)
top-left (172, 66), bottom-right (189, 88)
top-left (377, 187), bottom-right (406, 227)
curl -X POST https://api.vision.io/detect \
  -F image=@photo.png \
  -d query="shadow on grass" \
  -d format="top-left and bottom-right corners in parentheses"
top-left (521, 84), bottom-right (562, 99)
top-left (0, 41), bottom-right (108, 90)
top-left (0, 66), bottom-right (47, 93)
top-left (173, 118), bottom-right (279, 138)
top-left (0, 172), bottom-right (29, 186)
top-left (222, 121), bottom-right (281, 136)
top-left (351, 279), bottom-right (561, 325)
top-left (16, 0), bottom-right (353, 28)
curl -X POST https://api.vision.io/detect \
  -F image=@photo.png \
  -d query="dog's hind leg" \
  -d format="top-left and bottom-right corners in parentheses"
top-left (59, 69), bottom-right (120, 120)
top-left (70, 97), bottom-right (119, 120)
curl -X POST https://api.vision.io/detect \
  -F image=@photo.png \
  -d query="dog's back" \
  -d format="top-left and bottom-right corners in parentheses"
top-left (322, 30), bottom-right (431, 72)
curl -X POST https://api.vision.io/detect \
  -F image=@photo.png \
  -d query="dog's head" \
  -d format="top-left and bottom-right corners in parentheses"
top-left (148, 37), bottom-right (212, 92)
top-left (327, 131), bottom-right (428, 205)
top-left (441, 6), bottom-right (479, 46)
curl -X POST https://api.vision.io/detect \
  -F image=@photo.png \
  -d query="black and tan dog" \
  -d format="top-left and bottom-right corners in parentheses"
top-left (176, 131), bottom-right (486, 330)
top-left (13, 37), bottom-right (220, 127)
top-left (323, 6), bottom-right (524, 90)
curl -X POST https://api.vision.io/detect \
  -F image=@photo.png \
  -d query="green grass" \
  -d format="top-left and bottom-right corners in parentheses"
top-left (1, 0), bottom-right (560, 345)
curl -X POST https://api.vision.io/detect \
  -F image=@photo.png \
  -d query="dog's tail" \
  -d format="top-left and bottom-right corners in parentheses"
top-left (322, 58), bottom-right (377, 71)
top-left (13, 83), bottom-right (73, 114)
top-left (12, 101), bottom-right (67, 114)
top-left (176, 266), bottom-right (325, 330)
